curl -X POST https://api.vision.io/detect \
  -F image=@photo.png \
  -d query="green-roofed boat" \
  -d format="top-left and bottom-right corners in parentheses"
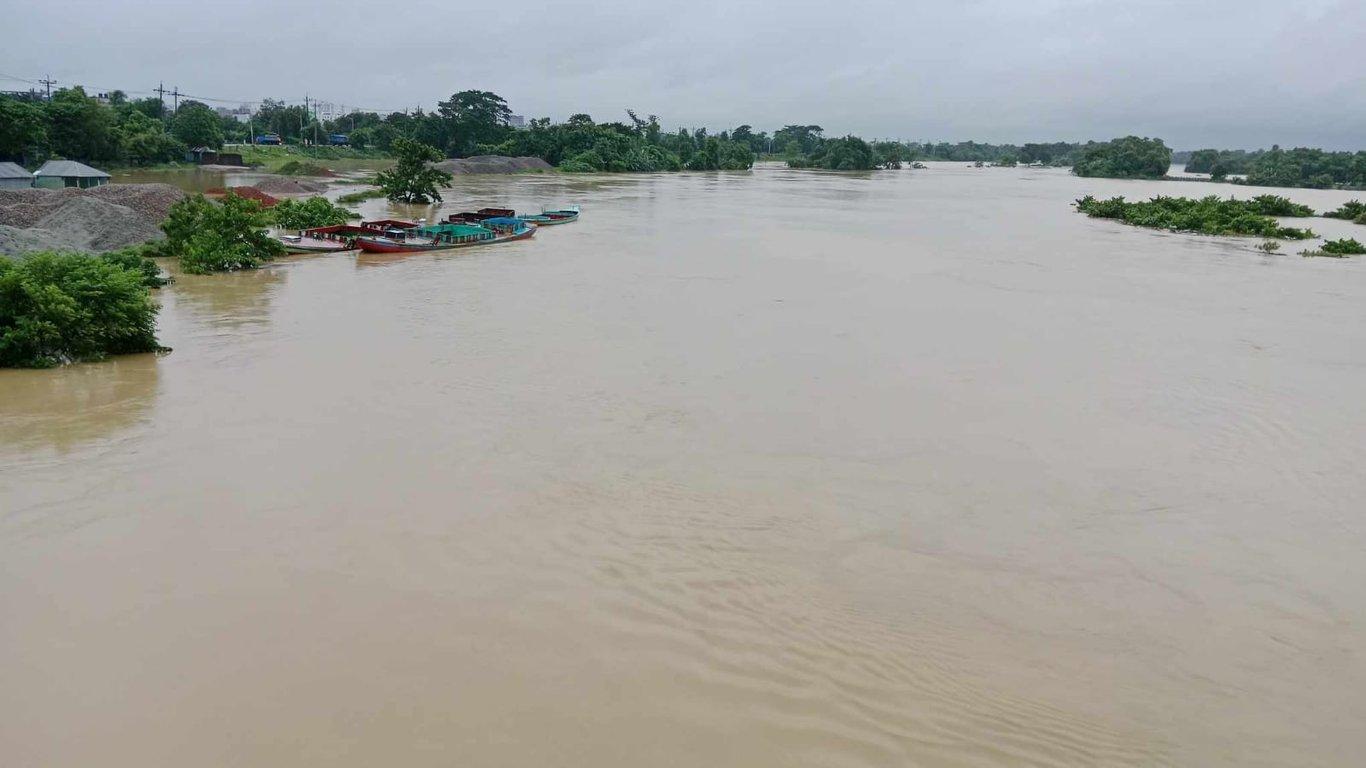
top-left (354, 219), bottom-right (535, 254)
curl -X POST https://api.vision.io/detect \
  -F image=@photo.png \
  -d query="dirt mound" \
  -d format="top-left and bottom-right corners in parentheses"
top-left (253, 176), bottom-right (328, 195)
top-left (432, 155), bottom-right (554, 175)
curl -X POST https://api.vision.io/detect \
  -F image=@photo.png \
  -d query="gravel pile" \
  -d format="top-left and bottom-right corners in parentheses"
top-left (432, 155), bottom-right (554, 174)
top-left (0, 184), bottom-right (184, 257)
top-left (0, 184), bottom-right (184, 228)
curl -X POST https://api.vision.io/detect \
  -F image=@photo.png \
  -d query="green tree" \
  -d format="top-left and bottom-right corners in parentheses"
top-left (437, 90), bottom-right (513, 157)
top-left (172, 101), bottom-right (224, 148)
top-left (376, 137), bottom-right (452, 202)
top-left (0, 251), bottom-right (163, 368)
top-left (45, 87), bottom-right (119, 162)
top-left (1072, 136), bottom-right (1171, 179)
top-left (271, 197), bottom-right (354, 230)
top-left (0, 96), bottom-right (48, 161)
top-left (157, 193), bottom-right (285, 274)
top-left (115, 108), bottom-right (184, 166)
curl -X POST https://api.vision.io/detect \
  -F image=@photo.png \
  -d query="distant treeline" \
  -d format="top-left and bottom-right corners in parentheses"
top-left (1181, 146), bottom-right (1366, 189)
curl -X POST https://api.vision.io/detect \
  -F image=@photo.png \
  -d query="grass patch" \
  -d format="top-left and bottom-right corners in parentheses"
top-left (336, 188), bottom-right (386, 205)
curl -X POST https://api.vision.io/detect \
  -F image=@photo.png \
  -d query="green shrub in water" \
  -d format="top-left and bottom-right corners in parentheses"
top-left (0, 251), bottom-right (164, 368)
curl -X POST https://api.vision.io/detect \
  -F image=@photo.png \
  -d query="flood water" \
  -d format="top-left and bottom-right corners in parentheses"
top-left (3, 163), bottom-right (1365, 767)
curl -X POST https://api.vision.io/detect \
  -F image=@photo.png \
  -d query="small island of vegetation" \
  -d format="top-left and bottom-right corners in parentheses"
top-left (1324, 200), bottom-right (1366, 225)
top-left (1074, 194), bottom-right (1316, 239)
top-left (1072, 136), bottom-right (1172, 179)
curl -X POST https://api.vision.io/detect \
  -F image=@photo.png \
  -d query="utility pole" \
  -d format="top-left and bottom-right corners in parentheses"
top-left (39, 75), bottom-right (57, 100)
top-left (155, 82), bottom-right (168, 117)
top-left (171, 86), bottom-right (180, 114)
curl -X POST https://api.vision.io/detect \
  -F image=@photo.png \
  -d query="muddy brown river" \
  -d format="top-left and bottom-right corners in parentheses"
top-left (3, 164), bottom-right (1364, 766)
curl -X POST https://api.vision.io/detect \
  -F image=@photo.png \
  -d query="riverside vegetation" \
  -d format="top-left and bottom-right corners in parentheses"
top-left (1323, 200), bottom-right (1366, 224)
top-left (0, 250), bottom-right (164, 367)
top-left (1074, 194), bottom-right (1317, 239)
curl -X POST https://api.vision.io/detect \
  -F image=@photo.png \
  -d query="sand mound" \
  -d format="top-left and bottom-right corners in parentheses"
top-left (253, 177), bottom-right (328, 195)
top-left (432, 155), bottom-right (554, 175)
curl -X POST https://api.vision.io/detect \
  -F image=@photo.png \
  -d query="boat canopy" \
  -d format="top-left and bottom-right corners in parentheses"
top-left (415, 222), bottom-right (496, 242)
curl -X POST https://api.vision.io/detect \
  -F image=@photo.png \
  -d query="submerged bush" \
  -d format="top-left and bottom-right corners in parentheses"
top-left (1319, 237), bottom-right (1366, 255)
top-left (1246, 195), bottom-right (1315, 217)
top-left (100, 243), bottom-right (170, 288)
top-left (1074, 195), bottom-right (1316, 239)
top-left (271, 196), bottom-right (355, 230)
top-left (1323, 200), bottom-right (1365, 221)
top-left (158, 193), bottom-right (285, 274)
top-left (0, 251), bottom-right (163, 368)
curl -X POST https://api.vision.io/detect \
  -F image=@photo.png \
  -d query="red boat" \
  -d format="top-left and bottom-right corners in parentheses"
top-left (354, 220), bottom-right (535, 253)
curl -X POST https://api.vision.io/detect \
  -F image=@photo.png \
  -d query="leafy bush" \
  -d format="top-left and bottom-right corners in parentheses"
top-left (1072, 136), bottom-right (1171, 179)
top-left (158, 193), bottom-right (285, 274)
top-left (272, 196), bottom-right (355, 229)
top-left (1074, 195), bottom-right (1316, 239)
top-left (1319, 238), bottom-right (1366, 255)
top-left (1246, 195), bottom-right (1315, 217)
top-left (1323, 200), bottom-right (1365, 221)
top-left (100, 243), bottom-right (170, 287)
top-left (0, 251), bottom-right (163, 368)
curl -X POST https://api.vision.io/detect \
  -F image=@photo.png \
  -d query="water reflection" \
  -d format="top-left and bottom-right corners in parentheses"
top-left (0, 354), bottom-right (160, 454)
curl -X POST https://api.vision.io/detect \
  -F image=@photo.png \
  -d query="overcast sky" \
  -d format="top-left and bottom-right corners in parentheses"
top-left (4, 0), bottom-right (1364, 149)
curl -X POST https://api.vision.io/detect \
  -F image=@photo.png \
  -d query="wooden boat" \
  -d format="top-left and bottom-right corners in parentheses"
top-left (447, 208), bottom-right (516, 225)
top-left (276, 233), bottom-right (354, 254)
top-left (519, 206), bottom-right (580, 226)
top-left (354, 220), bottom-right (535, 253)
top-left (275, 223), bottom-right (376, 253)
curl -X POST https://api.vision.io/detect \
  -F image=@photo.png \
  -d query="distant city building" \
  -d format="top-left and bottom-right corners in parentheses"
top-left (0, 89), bottom-right (46, 102)
top-left (216, 104), bottom-right (253, 123)
top-left (508, 114), bottom-right (526, 129)
top-left (312, 101), bottom-right (346, 123)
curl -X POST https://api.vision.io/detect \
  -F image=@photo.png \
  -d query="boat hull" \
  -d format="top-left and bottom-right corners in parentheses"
top-left (355, 225), bottom-right (535, 254)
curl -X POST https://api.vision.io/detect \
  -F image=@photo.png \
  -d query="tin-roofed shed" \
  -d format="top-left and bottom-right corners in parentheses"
top-left (0, 161), bottom-right (34, 190)
top-left (33, 160), bottom-right (111, 189)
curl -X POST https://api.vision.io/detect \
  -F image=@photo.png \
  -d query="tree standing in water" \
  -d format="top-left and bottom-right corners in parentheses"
top-left (377, 138), bottom-right (453, 203)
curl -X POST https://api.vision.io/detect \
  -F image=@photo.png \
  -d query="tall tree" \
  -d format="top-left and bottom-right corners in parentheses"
top-left (437, 90), bottom-right (513, 157)
top-left (0, 96), bottom-right (48, 161)
top-left (171, 100), bottom-right (224, 148)
top-left (376, 137), bottom-right (452, 203)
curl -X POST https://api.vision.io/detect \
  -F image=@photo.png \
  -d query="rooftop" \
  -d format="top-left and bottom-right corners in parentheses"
top-left (34, 160), bottom-right (111, 179)
top-left (0, 161), bottom-right (33, 179)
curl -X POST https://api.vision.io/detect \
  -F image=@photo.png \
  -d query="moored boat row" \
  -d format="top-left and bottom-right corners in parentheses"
top-left (273, 205), bottom-right (578, 255)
